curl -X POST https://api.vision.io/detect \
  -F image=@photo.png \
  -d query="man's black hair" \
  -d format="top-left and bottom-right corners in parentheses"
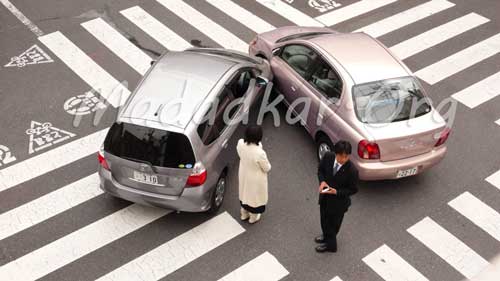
top-left (334, 140), bottom-right (352, 155)
top-left (244, 125), bottom-right (263, 145)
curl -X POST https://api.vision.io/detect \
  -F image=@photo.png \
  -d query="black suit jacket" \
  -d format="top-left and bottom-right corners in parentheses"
top-left (317, 152), bottom-right (359, 211)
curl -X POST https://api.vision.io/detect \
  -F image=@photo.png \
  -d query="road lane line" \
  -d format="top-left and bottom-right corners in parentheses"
top-left (0, 128), bottom-right (107, 193)
top-left (415, 33), bottom-right (500, 85)
top-left (0, 0), bottom-right (44, 36)
top-left (255, 0), bottom-right (323, 27)
top-left (0, 204), bottom-right (169, 281)
top-left (120, 6), bottom-right (191, 51)
top-left (449, 192), bottom-right (500, 242)
top-left (486, 170), bottom-right (500, 190)
top-left (390, 13), bottom-right (489, 60)
top-left (363, 244), bottom-right (429, 281)
top-left (157, 0), bottom-right (248, 52)
top-left (407, 217), bottom-right (489, 279)
top-left (82, 18), bottom-right (152, 75)
top-left (355, 0), bottom-right (455, 37)
top-left (207, 0), bottom-right (275, 34)
top-left (39, 31), bottom-right (131, 107)
top-left (451, 71), bottom-right (500, 108)
top-left (217, 252), bottom-right (289, 281)
top-left (316, 0), bottom-right (398, 27)
top-left (96, 212), bottom-right (244, 281)
top-left (0, 173), bottom-right (102, 241)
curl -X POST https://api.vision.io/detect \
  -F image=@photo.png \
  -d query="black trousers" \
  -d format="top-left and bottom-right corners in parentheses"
top-left (320, 202), bottom-right (346, 250)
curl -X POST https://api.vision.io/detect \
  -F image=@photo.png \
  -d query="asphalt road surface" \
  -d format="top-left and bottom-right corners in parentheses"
top-left (1, 0), bottom-right (500, 280)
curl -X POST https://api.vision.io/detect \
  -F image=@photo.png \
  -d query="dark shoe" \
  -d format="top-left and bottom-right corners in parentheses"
top-left (315, 244), bottom-right (337, 253)
top-left (314, 235), bottom-right (325, 244)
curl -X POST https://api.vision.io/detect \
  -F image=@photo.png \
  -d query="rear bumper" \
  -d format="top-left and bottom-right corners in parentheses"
top-left (355, 145), bottom-right (447, 181)
top-left (99, 168), bottom-right (213, 212)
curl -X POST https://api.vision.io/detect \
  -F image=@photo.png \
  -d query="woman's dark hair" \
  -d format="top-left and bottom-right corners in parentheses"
top-left (334, 140), bottom-right (352, 155)
top-left (244, 125), bottom-right (263, 145)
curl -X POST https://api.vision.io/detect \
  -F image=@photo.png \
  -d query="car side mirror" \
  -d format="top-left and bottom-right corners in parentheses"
top-left (150, 60), bottom-right (156, 66)
top-left (256, 76), bottom-right (268, 86)
top-left (272, 48), bottom-right (281, 56)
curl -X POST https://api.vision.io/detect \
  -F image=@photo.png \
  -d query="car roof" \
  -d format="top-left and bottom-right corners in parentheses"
top-left (309, 32), bottom-right (409, 84)
top-left (120, 50), bottom-right (239, 129)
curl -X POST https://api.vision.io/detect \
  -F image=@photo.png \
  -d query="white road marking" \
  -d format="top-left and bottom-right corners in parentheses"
top-left (157, 0), bottom-right (248, 52)
top-left (0, 204), bottom-right (170, 281)
top-left (218, 252), bottom-right (289, 281)
top-left (415, 33), bottom-right (500, 85)
top-left (390, 13), bottom-right (489, 60)
top-left (363, 244), bottom-right (428, 281)
top-left (0, 128), bottom-right (108, 193)
top-left (407, 217), bottom-right (489, 279)
top-left (449, 192), bottom-right (500, 242)
top-left (451, 71), bottom-right (500, 108)
top-left (207, 0), bottom-right (275, 34)
top-left (39, 31), bottom-right (130, 107)
top-left (496, 119), bottom-right (500, 126)
top-left (96, 212), bottom-right (245, 281)
top-left (316, 0), bottom-right (398, 27)
top-left (0, 173), bottom-right (102, 241)
top-left (330, 277), bottom-right (343, 281)
top-left (82, 18), bottom-right (151, 75)
top-left (255, 0), bottom-right (323, 27)
top-left (120, 6), bottom-right (191, 51)
top-left (0, 0), bottom-right (43, 36)
top-left (485, 170), bottom-right (500, 190)
top-left (355, 0), bottom-right (455, 38)
top-left (4, 44), bottom-right (54, 68)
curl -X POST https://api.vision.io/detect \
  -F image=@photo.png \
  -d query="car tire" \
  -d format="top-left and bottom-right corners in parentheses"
top-left (316, 135), bottom-right (334, 161)
top-left (207, 172), bottom-right (227, 214)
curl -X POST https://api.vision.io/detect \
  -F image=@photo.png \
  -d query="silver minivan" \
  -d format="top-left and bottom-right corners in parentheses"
top-left (98, 48), bottom-right (271, 212)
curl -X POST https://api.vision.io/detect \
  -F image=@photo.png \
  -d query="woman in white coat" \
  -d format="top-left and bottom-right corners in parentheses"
top-left (237, 125), bottom-right (271, 224)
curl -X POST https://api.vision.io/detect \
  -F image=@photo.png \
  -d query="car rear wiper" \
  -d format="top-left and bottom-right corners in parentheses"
top-left (122, 156), bottom-right (155, 168)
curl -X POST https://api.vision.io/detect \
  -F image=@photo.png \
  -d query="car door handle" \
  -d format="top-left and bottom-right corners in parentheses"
top-left (291, 85), bottom-right (296, 92)
top-left (221, 139), bottom-right (229, 148)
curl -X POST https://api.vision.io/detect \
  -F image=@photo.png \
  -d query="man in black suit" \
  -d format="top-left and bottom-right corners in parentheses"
top-left (315, 140), bottom-right (359, 253)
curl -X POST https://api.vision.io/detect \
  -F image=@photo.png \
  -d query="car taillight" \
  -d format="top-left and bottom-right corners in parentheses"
top-left (186, 162), bottom-right (207, 187)
top-left (434, 127), bottom-right (451, 147)
top-left (358, 140), bottom-right (381, 160)
top-left (98, 147), bottom-right (110, 171)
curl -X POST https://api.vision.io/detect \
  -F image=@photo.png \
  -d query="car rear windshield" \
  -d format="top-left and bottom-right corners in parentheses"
top-left (352, 77), bottom-right (431, 124)
top-left (104, 122), bottom-right (196, 168)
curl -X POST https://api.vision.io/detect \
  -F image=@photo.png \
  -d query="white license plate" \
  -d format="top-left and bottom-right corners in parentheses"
top-left (396, 167), bottom-right (418, 178)
top-left (133, 171), bottom-right (159, 185)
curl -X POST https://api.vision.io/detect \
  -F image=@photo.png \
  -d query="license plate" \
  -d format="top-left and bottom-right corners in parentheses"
top-left (397, 167), bottom-right (418, 178)
top-left (133, 171), bottom-right (159, 185)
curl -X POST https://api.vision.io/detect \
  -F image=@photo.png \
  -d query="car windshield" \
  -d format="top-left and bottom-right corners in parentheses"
top-left (104, 122), bottom-right (196, 168)
top-left (352, 77), bottom-right (431, 124)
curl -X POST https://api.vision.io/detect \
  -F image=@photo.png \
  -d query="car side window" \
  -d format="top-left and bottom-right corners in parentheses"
top-left (197, 88), bottom-right (234, 145)
top-left (229, 70), bottom-right (253, 99)
top-left (280, 44), bottom-right (318, 79)
top-left (308, 58), bottom-right (343, 100)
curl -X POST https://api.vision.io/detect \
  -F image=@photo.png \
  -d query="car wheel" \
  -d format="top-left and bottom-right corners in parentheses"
top-left (317, 135), bottom-right (334, 161)
top-left (208, 172), bottom-right (227, 214)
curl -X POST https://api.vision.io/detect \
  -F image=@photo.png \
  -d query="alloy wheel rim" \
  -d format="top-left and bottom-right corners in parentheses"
top-left (214, 178), bottom-right (225, 206)
top-left (318, 143), bottom-right (331, 160)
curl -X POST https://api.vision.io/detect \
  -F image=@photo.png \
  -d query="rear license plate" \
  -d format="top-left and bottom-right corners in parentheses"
top-left (133, 171), bottom-right (159, 185)
top-left (397, 167), bottom-right (418, 178)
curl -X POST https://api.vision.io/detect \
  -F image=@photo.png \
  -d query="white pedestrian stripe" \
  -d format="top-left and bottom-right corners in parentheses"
top-left (415, 33), bottom-right (500, 85)
top-left (207, 0), bottom-right (275, 34)
top-left (0, 173), bottom-right (102, 241)
top-left (316, 0), bottom-right (398, 26)
top-left (0, 204), bottom-right (170, 281)
top-left (407, 217), bottom-right (489, 279)
top-left (157, 0), bottom-right (248, 52)
top-left (120, 6), bottom-right (192, 51)
top-left (96, 212), bottom-right (244, 281)
top-left (451, 71), bottom-right (500, 108)
top-left (363, 244), bottom-right (429, 281)
top-left (449, 192), bottom-right (500, 242)
top-left (82, 18), bottom-right (152, 75)
top-left (390, 13), bottom-right (489, 60)
top-left (217, 252), bottom-right (289, 281)
top-left (39, 31), bottom-right (131, 107)
top-left (0, 128), bottom-right (108, 193)
top-left (330, 277), bottom-right (343, 281)
top-left (355, 0), bottom-right (455, 38)
top-left (255, 0), bottom-right (323, 27)
top-left (496, 119), bottom-right (500, 126)
top-left (486, 169), bottom-right (500, 190)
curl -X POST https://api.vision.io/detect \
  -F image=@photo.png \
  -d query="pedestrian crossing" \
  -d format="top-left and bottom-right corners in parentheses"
top-left (2, 0), bottom-right (500, 280)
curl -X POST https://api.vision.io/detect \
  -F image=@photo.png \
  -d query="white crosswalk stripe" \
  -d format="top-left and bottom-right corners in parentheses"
top-left (330, 277), bottom-right (343, 281)
top-left (355, 0), bottom-right (455, 37)
top-left (407, 217), bottom-right (489, 279)
top-left (39, 31), bottom-right (131, 107)
top-left (390, 13), bottom-right (489, 60)
top-left (217, 252), bottom-right (289, 281)
top-left (451, 71), bottom-right (500, 108)
top-left (96, 212), bottom-right (244, 281)
top-left (81, 18), bottom-right (152, 75)
top-left (255, 0), bottom-right (322, 27)
top-left (120, 6), bottom-right (192, 51)
top-left (449, 191), bottom-right (500, 242)
top-left (485, 169), bottom-right (500, 190)
top-left (496, 119), bottom-right (500, 126)
top-left (316, 0), bottom-right (398, 26)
